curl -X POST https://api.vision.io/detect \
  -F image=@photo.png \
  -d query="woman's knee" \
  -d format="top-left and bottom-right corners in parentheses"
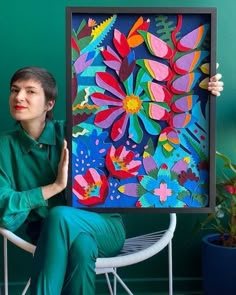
top-left (46, 206), bottom-right (70, 223)
top-left (72, 233), bottom-right (98, 265)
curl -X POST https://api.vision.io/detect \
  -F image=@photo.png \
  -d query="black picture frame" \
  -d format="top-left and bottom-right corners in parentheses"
top-left (66, 7), bottom-right (217, 213)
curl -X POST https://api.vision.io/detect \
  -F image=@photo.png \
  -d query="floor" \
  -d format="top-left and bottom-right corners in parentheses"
top-left (0, 286), bottom-right (204, 295)
top-left (0, 292), bottom-right (203, 295)
top-left (0, 280), bottom-right (204, 295)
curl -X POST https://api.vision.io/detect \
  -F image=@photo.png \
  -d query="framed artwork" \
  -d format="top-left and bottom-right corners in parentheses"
top-left (66, 7), bottom-right (217, 212)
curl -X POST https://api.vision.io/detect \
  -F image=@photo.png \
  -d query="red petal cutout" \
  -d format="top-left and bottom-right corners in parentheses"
top-left (111, 112), bottom-right (129, 141)
top-left (113, 29), bottom-right (130, 57)
top-left (101, 48), bottom-right (121, 62)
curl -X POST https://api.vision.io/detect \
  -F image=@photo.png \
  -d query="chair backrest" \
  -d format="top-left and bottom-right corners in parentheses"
top-left (0, 227), bottom-right (36, 254)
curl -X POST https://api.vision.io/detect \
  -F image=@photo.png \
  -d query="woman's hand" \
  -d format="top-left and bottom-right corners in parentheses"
top-left (55, 140), bottom-right (69, 191)
top-left (208, 73), bottom-right (224, 96)
top-left (208, 64), bottom-right (224, 96)
top-left (42, 140), bottom-right (69, 200)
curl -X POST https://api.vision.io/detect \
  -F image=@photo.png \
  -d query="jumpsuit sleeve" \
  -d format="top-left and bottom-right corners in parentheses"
top-left (0, 158), bottom-right (48, 232)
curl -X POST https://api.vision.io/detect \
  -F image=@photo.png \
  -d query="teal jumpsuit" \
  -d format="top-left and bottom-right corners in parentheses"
top-left (0, 120), bottom-right (126, 294)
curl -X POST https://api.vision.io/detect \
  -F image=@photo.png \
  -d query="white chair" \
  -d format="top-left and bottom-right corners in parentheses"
top-left (0, 213), bottom-right (176, 295)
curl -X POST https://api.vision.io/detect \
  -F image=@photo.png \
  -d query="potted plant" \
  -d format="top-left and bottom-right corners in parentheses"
top-left (200, 151), bottom-right (236, 295)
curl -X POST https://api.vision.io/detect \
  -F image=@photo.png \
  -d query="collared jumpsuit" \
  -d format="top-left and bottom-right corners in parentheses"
top-left (0, 120), bottom-right (125, 294)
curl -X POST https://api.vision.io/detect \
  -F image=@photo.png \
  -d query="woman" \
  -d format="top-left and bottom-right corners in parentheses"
top-left (0, 66), bottom-right (223, 294)
top-left (0, 67), bottom-right (126, 295)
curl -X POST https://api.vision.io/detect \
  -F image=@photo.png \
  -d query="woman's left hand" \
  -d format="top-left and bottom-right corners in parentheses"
top-left (208, 73), bottom-right (224, 97)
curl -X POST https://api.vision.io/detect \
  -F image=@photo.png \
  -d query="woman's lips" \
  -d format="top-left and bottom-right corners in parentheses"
top-left (15, 106), bottom-right (26, 110)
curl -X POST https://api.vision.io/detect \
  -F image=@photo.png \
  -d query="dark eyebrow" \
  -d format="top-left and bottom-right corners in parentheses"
top-left (11, 84), bottom-right (38, 90)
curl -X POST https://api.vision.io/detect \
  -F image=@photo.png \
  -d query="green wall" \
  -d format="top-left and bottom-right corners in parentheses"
top-left (0, 0), bottom-right (235, 293)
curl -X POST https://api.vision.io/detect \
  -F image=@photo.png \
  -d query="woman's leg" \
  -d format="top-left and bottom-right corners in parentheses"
top-left (61, 232), bottom-right (98, 295)
top-left (30, 206), bottom-right (125, 295)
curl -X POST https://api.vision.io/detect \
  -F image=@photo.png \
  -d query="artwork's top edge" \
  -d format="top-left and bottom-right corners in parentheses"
top-left (66, 6), bottom-right (217, 15)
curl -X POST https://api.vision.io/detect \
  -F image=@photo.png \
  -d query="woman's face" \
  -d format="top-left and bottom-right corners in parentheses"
top-left (9, 79), bottom-right (54, 124)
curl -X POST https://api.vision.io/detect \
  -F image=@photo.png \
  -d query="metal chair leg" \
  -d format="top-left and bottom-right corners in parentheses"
top-left (21, 278), bottom-right (31, 295)
top-left (111, 270), bottom-right (133, 295)
top-left (3, 237), bottom-right (8, 295)
top-left (168, 239), bottom-right (173, 295)
top-left (105, 273), bottom-right (114, 295)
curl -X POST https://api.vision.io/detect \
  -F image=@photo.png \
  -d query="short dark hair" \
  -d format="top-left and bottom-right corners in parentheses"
top-left (10, 66), bottom-right (58, 120)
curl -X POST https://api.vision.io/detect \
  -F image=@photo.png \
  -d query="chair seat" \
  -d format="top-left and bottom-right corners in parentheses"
top-left (118, 230), bottom-right (167, 255)
top-left (96, 213), bottom-right (176, 270)
top-left (95, 230), bottom-right (167, 275)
